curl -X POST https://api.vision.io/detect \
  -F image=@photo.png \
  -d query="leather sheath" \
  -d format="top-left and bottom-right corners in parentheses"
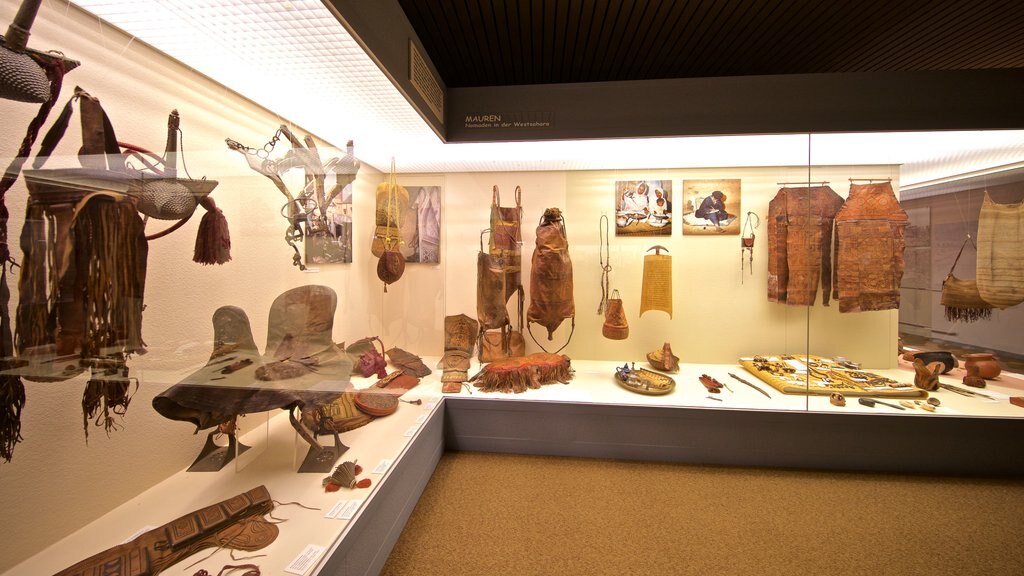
top-left (489, 185), bottom-right (523, 304)
top-left (833, 182), bottom-right (908, 313)
top-left (477, 250), bottom-right (510, 330)
top-left (767, 185), bottom-right (844, 306)
top-left (55, 486), bottom-right (277, 576)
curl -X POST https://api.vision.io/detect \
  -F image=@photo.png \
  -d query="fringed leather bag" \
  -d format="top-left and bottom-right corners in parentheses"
top-left (941, 236), bottom-right (992, 322)
top-left (14, 90), bottom-right (155, 439)
top-left (527, 207), bottom-right (575, 352)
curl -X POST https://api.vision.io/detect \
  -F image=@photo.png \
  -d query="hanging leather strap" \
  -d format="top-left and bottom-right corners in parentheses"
top-left (598, 214), bottom-right (611, 314)
top-left (946, 235), bottom-right (976, 277)
top-left (32, 87), bottom-right (124, 172)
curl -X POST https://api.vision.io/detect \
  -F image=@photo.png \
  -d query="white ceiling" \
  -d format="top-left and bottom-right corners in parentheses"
top-left (71, 0), bottom-right (1024, 185)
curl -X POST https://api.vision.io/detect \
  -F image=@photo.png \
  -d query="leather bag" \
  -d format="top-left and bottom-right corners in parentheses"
top-left (479, 327), bottom-right (526, 363)
top-left (527, 208), bottom-right (575, 351)
top-left (940, 236), bottom-right (993, 322)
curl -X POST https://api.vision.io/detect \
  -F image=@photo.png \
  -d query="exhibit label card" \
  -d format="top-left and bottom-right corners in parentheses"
top-left (339, 499), bottom-right (364, 520)
top-left (325, 500), bottom-right (349, 519)
top-left (285, 544), bottom-right (326, 575)
top-left (373, 458), bottom-right (393, 474)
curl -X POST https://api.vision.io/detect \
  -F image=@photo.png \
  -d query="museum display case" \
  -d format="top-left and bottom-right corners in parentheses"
top-left (1, 1), bottom-right (1022, 575)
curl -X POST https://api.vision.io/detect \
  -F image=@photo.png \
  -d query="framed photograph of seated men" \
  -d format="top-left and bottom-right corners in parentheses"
top-left (681, 179), bottom-right (741, 235)
top-left (615, 180), bottom-right (672, 236)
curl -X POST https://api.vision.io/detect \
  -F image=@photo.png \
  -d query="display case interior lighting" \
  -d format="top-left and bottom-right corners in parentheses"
top-left (69, 1), bottom-right (1024, 178)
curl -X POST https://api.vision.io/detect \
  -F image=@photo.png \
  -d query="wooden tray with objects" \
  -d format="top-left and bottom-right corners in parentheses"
top-left (738, 354), bottom-right (927, 398)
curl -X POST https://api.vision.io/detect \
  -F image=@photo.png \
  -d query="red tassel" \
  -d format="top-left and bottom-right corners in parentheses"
top-left (356, 478), bottom-right (372, 489)
top-left (193, 197), bottom-right (231, 265)
top-left (324, 482), bottom-right (340, 493)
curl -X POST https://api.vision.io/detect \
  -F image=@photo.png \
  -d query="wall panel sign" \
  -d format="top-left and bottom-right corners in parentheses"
top-left (463, 111), bottom-right (555, 130)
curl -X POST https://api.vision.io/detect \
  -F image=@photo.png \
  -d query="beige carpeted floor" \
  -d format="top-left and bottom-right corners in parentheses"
top-left (381, 452), bottom-right (1024, 576)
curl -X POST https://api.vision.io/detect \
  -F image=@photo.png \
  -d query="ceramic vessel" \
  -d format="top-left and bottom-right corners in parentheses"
top-left (962, 353), bottom-right (1001, 380)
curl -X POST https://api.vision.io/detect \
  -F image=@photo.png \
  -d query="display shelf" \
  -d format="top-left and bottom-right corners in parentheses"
top-left (447, 358), bottom-right (1024, 419)
top-left (7, 354), bottom-right (1021, 576)
top-left (443, 357), bottom-right (1024, 476)
top-left (3, 382), bottom-right (444, 576)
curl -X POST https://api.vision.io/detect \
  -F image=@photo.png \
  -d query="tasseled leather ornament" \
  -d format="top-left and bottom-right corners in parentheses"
top-left (323, 461), bottom-right (370, 491)
top-left (194, 196), bottom-right (231, 265)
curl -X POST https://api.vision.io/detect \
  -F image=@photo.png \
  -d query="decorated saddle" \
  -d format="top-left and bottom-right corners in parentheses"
top-left (153, 285), bottom-right (352, 447)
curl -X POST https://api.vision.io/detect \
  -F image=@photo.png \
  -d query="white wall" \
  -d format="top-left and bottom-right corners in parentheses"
top-left (427, 165), bottom-right (901, 367)
top-left (0, 2), bottom-right (382, 569)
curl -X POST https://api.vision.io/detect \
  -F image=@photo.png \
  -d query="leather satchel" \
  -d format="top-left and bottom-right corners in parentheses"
top-left (940, 236), bottom-right (992, 322)
top-left (527, 208), bottom-right (575, 350)
top-left (479, 327), bottom-right (525, 363)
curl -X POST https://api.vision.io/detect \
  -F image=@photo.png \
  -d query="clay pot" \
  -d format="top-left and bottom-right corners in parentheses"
top-left (962, 353), bottom-right (1001, 380)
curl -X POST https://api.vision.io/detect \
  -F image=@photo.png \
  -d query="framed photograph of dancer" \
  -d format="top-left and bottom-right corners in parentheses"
top-left (400, 185), bottom-right (442, 263)
top-left (681, 179), bottom-right (741, 235)
top-left (615, 180), bottom-right (672, 236)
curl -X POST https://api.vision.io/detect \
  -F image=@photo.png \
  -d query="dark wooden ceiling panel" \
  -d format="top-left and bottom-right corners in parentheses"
top-left (397, 0), bottom-right (1024, 88)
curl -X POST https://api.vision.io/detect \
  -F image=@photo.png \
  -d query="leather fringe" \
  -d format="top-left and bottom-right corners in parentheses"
top-left (81, 377), bottom-right (133, 440)
top-left (0, 374), bottom-right (25, 462)
top-left (943, 305), bottom-right (993, 323)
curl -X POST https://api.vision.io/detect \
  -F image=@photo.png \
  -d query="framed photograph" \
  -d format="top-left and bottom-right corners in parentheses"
top-left (400, 185), bottom-right (442, 263)
top-left (305, 181), bottom-right (354, 264)
top-left (615, 180), bottom-right (672, 236)
top-left (681, 179), bottom-right (741, 235)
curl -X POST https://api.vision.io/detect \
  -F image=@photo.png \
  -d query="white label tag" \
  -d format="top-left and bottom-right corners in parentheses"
top-left (415, 414), bottom-right (428, 424)
top-left (324, 500), bottom-right (348, 519)
top-left (285, 544), bottom-right (326, 575)
top-left (373, 458), bottom-right (393, 474)
top-left (339, 499), bottom-right (363, 520)
top-left (403, 424), bottom-right (420, 437)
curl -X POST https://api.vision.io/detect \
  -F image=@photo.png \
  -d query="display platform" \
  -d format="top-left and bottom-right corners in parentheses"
top-left (7, 355), bottom-right (1022, 576)
top-left (4, 382), bottom-right (444, 576)
top-left (443, 357), bottom-right (1024, 477)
